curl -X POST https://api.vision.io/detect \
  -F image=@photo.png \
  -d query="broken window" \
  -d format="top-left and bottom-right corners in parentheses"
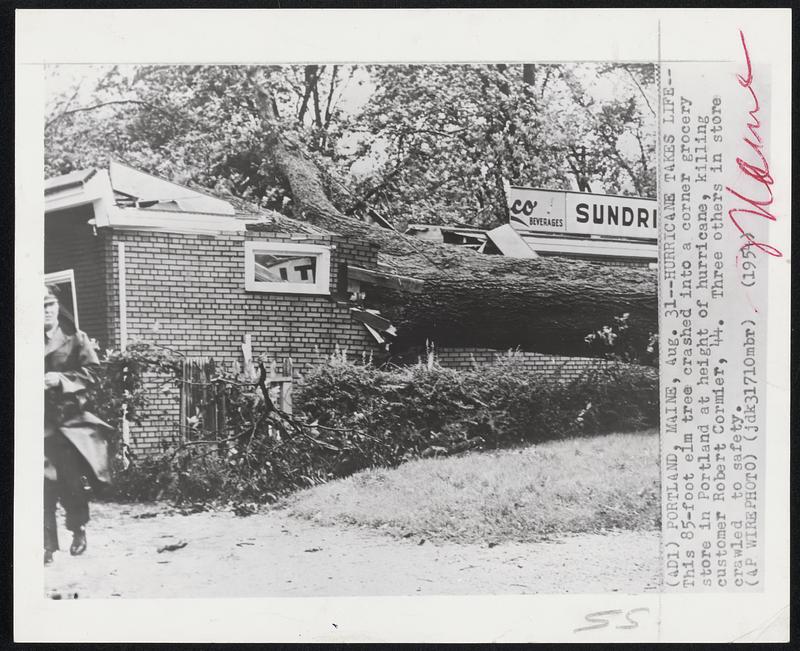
top-left (254, 254), bottom-right (316, 284)
top-left (244, 242), bottom-right (330, 295)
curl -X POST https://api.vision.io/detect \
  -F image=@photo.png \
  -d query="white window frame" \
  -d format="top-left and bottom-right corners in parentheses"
top-left (244, 241), bottom-right (331, 295)
top-left (45, 268), bottom-right (80, 330)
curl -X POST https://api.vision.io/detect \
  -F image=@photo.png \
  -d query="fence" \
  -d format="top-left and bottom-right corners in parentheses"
top-left (179, 357), bottom-right (227, 440)
top-left (179, 356), bottom-right (293, 442)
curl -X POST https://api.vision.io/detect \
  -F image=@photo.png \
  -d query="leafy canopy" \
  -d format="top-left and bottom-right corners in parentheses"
top-left (45, 62), bottom-right (656, 229)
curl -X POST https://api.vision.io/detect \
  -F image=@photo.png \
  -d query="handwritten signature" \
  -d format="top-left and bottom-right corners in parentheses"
top-left (573, 607), bottom-right (650, 633)
top-left (724, 30), bottom-right (782, 261)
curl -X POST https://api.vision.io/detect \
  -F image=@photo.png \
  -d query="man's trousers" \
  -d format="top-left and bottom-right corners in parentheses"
top-left (44, 432), bottom-right (89, 552)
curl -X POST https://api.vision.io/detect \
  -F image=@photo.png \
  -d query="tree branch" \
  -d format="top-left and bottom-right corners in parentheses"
top-left (297, 65), bottom-right (316, 125)
top-left (600, 133), bottom-right (643, 195)
top-left (345, 157), bottom-right (412, 213)
top-left (635, 128), bottom-right (649, 177)
top-left (45, 99), bottom-right (183, 130)
top-left (323, 64), bottom-right (339, 129)
top-left (49, 78), bottom-right (84, 122)
top-left (623, 66), bottom-right (656, 117)
top-left (311, 65), bottom-right (323, 129)
top-left (563, 71), bottom-right (646, 196)
top-left (566, 150), bottom-right (592, 193)
top-left (540, 66), bottom-right (554, 98)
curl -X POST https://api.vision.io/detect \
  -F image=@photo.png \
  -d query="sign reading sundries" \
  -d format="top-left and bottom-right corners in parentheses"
top-left (506, 185), bottom-right (657, 240)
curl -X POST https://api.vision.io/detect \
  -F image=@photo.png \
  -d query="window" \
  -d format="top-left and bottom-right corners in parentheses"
top-left (45, 269), bottom-right (79, 332)
top-left (244, 241), bottom-right (331, 295)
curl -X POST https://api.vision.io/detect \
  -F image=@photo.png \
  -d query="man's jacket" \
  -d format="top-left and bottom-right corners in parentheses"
top-left (45, 328), bottom-right (113, 484)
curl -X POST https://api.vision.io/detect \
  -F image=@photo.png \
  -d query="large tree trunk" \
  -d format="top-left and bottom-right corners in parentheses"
top-left (246, 69), bottom-right (657, 359)
top-left (369, 260), bottom-right (656, 358)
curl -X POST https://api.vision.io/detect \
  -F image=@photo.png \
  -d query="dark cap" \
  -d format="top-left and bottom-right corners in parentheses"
top-left (44, 285), bottom-right (59, 305)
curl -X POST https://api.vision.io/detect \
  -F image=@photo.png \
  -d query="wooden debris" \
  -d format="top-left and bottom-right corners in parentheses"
top-left (350, 308), bottom-right (396, 335)
top-left (133, 512), bottom-right (159, 519)
top-left (348, 265), bottom-right (424, 294)
top-left (157, 540), bottom-right (188, 553)
top-left (485, 224), bottom-right (539, 258)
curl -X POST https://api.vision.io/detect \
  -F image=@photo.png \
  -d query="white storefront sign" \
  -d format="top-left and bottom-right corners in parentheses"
top-left (506, 185), bottom-right (657, 240)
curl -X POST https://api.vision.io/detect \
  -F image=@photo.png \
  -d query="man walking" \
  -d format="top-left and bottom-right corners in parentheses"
top-left (44, 285), bottom-right (112, 566)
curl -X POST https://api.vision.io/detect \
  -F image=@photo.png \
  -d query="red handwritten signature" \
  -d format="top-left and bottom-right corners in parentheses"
top-left (725, 30), bottom-right (782, 259)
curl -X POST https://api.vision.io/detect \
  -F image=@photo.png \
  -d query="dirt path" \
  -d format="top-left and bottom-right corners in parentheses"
top-left (45, 502), bottom-right (661, 599)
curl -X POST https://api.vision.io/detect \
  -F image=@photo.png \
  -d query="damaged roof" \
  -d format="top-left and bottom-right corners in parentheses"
top-left (216, 188), bottom-right (336, 237)
top-left (245, 212), bottom-right (335, 237)
top-left (44, 168), bottom-right (97, 195)
top-left (45, 162), bottom-right (338, 237)
top-left (109, 161), bottom-right (236, 215)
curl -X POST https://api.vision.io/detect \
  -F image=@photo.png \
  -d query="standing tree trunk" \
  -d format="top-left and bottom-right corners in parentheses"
top-left (522, 63), bottom-right (536, 86)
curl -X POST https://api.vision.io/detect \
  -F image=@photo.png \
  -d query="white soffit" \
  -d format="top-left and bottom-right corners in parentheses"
top-left (44, 168), bottom-right (116, 227)
top-left (106, 207), bottom-right (256, 234)
top-left (521, 234), bottom-right (657, 259)
top-left (45, 168), bottom-right (252, 233)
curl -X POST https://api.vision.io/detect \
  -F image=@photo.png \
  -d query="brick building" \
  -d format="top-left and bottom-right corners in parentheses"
top-left (45, 163), bottom-right (643, 456)
top-left (45, 163), bottom-right (386, 455)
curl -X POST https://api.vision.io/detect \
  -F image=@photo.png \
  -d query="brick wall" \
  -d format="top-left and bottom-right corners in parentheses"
top-left (131, 371), bottom-right (183, 456)
top-left (435, 346), bottom-right (620, 382)
top-left (45, 206), bottom-right (113, 348)
top-left (106, 227), bottom-right (381, 455)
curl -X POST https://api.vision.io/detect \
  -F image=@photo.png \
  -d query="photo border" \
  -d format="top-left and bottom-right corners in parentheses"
top-left (15, 8), bottom-right (791, 643)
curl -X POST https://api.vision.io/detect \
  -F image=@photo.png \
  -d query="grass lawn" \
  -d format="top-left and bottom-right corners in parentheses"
top-left (284, 430), bottom-right (660, 544)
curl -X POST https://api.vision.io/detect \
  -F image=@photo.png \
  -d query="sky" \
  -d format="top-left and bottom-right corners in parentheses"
top-left (45, 64), bottom-right (375, 115)
top-left (45, 62), bottom-right (634, 118)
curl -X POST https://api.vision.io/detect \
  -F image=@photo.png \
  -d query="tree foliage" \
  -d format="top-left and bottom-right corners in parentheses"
top-left (45, 62), bottom-right (656, 229)
top-left (350, 63), bottom-right (655, 228)
top-left (45, 64), bottom-right (356, 214)
top-left (45, 63), bottom-right (658, 359)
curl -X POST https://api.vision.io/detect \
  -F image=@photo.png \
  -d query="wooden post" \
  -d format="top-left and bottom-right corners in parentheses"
top-left (241, 334), bottom-right (254, 381)
top-left (117, 241), bottom-right (131, 465)
top-left (280, 380), bottom-right (292, 415)
top-left (179, 358), bottom-right (187, 443)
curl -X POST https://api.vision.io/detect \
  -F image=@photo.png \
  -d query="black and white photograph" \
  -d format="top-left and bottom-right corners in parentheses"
top-left (41, 58), bottom-right (661, 599)
top-left (16, 8), bottom-right (790, 644)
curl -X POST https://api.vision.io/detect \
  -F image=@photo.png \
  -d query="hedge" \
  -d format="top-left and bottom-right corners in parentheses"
top-left (102, 347), bottom-right (658, 504)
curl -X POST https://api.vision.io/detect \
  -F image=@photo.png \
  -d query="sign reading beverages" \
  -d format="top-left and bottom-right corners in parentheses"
top-left (506, 185), bottom-right (657, 240)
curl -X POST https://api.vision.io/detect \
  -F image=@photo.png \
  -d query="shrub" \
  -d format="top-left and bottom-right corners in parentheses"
top-left (86, 340), bottom-right (182, 473)
top-left (584, 312), bottom-right (659, 367)
top-left (106, 349), bottom-right (657, 504)
top-left (297, 353), bottom-right (658, 454)
top-left (106, 455), bottom-right (175, 502)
